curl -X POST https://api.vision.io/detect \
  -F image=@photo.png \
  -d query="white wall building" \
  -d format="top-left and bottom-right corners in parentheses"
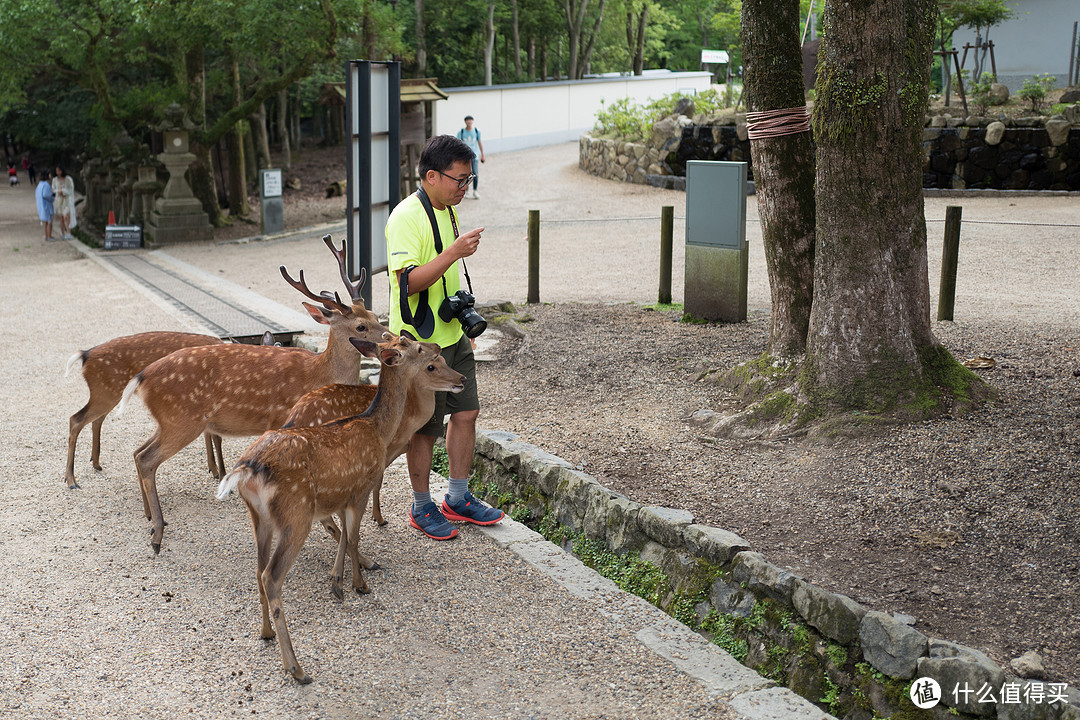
top-left (433, 71), bottom-right (714, 153)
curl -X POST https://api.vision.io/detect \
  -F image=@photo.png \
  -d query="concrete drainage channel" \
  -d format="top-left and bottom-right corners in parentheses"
top-left (470, 429), bottom-right (1080, 720)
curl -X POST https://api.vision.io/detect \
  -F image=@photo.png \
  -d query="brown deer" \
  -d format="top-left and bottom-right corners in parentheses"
top-left (215, 335), bottom-right (465, 684)
top-left (282, 364), bottom-right (440, 528)
top-left (65, 332), bottom-right (224, 489)
top-left (119, 236), bottom-right (389, 553)
top-left (65, 331), bottom-right (283, 489)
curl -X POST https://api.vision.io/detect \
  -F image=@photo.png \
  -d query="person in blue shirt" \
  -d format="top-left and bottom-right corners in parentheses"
top-left (456, 116), bottom-right (485, 199)
top-left (35, 170), bottom-right (54, 241)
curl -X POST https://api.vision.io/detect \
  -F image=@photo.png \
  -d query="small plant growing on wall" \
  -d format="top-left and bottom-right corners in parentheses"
top-left (967, 71), bottom-right (995, 114)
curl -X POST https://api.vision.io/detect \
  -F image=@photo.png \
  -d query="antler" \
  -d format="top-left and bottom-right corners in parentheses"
top-left (280, 265), bottom-right (351, 314)
top-left (322, 234), bottom-right (368, 303)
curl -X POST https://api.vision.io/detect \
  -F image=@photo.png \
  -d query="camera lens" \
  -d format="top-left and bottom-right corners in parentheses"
top-left (459, 307), bottom-right (487, 338)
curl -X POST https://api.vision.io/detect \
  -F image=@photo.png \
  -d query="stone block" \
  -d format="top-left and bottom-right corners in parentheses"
top-left (791, 580), bottom-right (867, 645)
top-left (709, 576), bottom-right (756, 618)
top-left (730, 551), bottom-right (803, 605)
top-left (858, 610), bottom-right (928, 679)
top-left (637, 506), bottom-right (694, 548)
top-left (1046, 118), bottom-right (1071, 147)
top-left (916, 639), bottom-right (1005, 717)
top-left (684, 524), bottom-right (751, 566)
top-left (605, 495), bottom-right (644, 553)
top-left (986, 121), bottom-right (1006, 145)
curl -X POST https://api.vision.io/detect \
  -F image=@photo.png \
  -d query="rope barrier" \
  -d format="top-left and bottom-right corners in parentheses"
top-left (745, 106), bottom-right (811, 140)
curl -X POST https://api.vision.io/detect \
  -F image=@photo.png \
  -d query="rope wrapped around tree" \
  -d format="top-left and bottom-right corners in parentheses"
top-left (745, 106), bottom-right (811, 140)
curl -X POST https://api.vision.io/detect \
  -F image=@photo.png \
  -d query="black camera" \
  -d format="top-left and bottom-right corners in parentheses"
top-left (439, 290), bottom-right (487, 338)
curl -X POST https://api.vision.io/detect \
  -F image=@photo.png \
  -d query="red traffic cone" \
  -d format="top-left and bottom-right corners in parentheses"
top-left (108, 210), bottom-right (116, 225)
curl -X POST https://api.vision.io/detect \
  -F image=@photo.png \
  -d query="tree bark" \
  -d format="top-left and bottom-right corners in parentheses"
top-left (510, 0), bottom-right (523, 81)
top-left (184, 46), bottom-right (226, 227)
top-left (278, 86), bottom-right (291, 171)
top-left (741, 0), bottom-right (816, 357)
top-left (806, 0), bottom-right (950, 410)
top-left (249, 102), bottom-right (272, 171)
top-left (415, 0), bottom-right (427, 76)
top-left (577, 0), bottom-right (605, 78)
top-left (484, 3), bottom-right (495, 86)
top-left (225, 50), bottom-right (251, 220)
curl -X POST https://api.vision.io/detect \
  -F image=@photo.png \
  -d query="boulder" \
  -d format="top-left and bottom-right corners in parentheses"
top-left (674, 97), bottom-right (696, 118)
top-left (989, 83), bottom-right (1010, 105)
top-left (709, 576), bottom-right (756, 618)
top-left (1060, 89), bottom-right (1080, 103)
top-left (858, 611), bottom-right (928, 679)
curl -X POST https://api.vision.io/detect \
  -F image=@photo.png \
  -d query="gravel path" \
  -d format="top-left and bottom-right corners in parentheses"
top-left (0, 182), bottom-right (740, 719)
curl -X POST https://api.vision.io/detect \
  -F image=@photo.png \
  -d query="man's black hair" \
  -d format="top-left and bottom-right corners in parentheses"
top-left (418, 135), bottom-right (475, 177)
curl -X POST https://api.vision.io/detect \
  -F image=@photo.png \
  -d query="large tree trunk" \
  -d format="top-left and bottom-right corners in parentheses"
top-left (741, 0), bottom-right (816, 357)
top-left (806, 0), bottom-right (964, 412)
top-left (627, 4), bottom-right (647, 76)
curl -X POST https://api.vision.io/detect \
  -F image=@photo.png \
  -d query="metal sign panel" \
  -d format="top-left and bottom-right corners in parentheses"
top-left (686, 160), bottom-right (747, 249)
top-left (346, 60), bottom-right (400, 307)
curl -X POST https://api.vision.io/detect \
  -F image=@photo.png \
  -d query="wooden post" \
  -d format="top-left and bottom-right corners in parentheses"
top-left (937, 205), bottom-right (962, 321)
top-left (527, 209), bottom-right (540, 304)
top-left (658, 205), bottom-right (673, 304)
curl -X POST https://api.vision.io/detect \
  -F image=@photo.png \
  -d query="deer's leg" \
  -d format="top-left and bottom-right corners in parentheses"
top-left (330, 510), bottom-right (351, 601)
top-left (346, 492), bottom-right (376, 594)
top-left (134, 424), bottom-right (203, 554)
top-left (371, 479), bottom-right (386, 526)
top-left (248, 505), bottom-right (275, 640)
top-left (321, 518), bottom-right (341, 543)
top-left (262, 521), bottom-right (313, 684)
top-left (204, 434), bottom-right (216, 478)
top-left (66, 404), bottom-right (93, 489)
top-left (213, 435), bottom-right (225, 478)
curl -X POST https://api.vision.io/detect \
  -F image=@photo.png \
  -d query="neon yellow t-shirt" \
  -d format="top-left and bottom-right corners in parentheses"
top-left (385, 193), bottom-right (464, 348)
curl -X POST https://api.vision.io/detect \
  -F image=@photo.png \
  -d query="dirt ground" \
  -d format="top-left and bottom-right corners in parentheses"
top-left (209, 141), bottom-right (1080, 687)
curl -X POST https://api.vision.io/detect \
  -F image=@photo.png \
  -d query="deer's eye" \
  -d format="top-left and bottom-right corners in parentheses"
top-left (427, 365), bottom-right (436, 372)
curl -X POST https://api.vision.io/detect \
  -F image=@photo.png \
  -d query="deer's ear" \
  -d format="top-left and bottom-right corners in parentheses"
top-left (347, 337), bottom-right (379, 357)
top-left (302, 302), bottom-right (332, 325)
top-left (380, 347), bottom-right (403, 366)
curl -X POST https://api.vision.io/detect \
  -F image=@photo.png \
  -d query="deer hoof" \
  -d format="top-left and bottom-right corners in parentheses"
top-left (331, 583), bottom-right (344, 602)
top-left (151, 542), bottom-right (161, 555)
top-left (292, 668), bottom-right (313, 685)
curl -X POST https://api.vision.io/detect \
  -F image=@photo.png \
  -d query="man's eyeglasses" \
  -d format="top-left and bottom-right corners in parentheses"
top-left (438, 170), bottom-right (476, 190)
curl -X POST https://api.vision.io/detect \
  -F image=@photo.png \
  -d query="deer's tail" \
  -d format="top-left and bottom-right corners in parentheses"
top-left (65, 350), bottom-right (86, 378)
top-left (116, 374), bottom-right (142, 416)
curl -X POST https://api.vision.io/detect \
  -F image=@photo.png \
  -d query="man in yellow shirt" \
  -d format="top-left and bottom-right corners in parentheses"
top-left (386, 135), bottom-right (504, 540)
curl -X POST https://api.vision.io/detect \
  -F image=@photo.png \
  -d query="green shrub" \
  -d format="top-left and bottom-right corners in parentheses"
top-left (1018, 73), bottom-right (1056, 114)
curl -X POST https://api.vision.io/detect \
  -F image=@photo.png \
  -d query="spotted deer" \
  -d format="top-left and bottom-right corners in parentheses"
top-left (65, 332), bottom-right (225, 489)
top-left (281, 360), bottom-right (441, 528)
top-left (119, 236), bottom-right (389, 553)
top-left (215, 335), bottom-right (465, 684)
top-left (65, 331), bottom-right (284, 489)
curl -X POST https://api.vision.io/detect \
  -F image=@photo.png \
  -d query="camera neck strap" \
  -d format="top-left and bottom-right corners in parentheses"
top-left (399, 186), bottom-right (474, 339)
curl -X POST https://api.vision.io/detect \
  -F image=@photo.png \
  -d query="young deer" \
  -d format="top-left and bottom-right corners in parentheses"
top-left (282, 360), bottom-right (441, 528)
top-left (65, 332), bottom-right (225, 489)
top-left (120, 237), bottom-right (389, 553)
top-left (215, 336), bottom-right (465, 684)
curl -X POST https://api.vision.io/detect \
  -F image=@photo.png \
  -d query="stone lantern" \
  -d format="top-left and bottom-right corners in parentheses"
top-left (145, 103), bottom-right (213, 243)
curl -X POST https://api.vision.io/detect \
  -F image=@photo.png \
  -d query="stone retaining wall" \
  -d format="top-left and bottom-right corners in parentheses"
top-left (472, 428), bottom-right (1079, 720)
top-left (579, 110), bottom-right (1080, 191)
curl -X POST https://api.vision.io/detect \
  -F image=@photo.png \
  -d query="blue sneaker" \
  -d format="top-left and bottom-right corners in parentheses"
top-left (410, 502), bottom-right (458, 540)
top-left (441, 491), bottom-right (505, 526)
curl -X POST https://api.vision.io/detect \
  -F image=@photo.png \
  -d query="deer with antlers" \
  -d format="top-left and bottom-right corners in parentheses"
top-left (119, 236), bottom-right (388, 553)
top-left (216, 335), bottom-right (465, 684)
top-left (64, 331), bottom-right (284, 490)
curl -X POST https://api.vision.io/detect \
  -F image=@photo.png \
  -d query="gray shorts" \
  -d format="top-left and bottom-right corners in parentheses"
top-left (417, 333), bottom-right (479, 437)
